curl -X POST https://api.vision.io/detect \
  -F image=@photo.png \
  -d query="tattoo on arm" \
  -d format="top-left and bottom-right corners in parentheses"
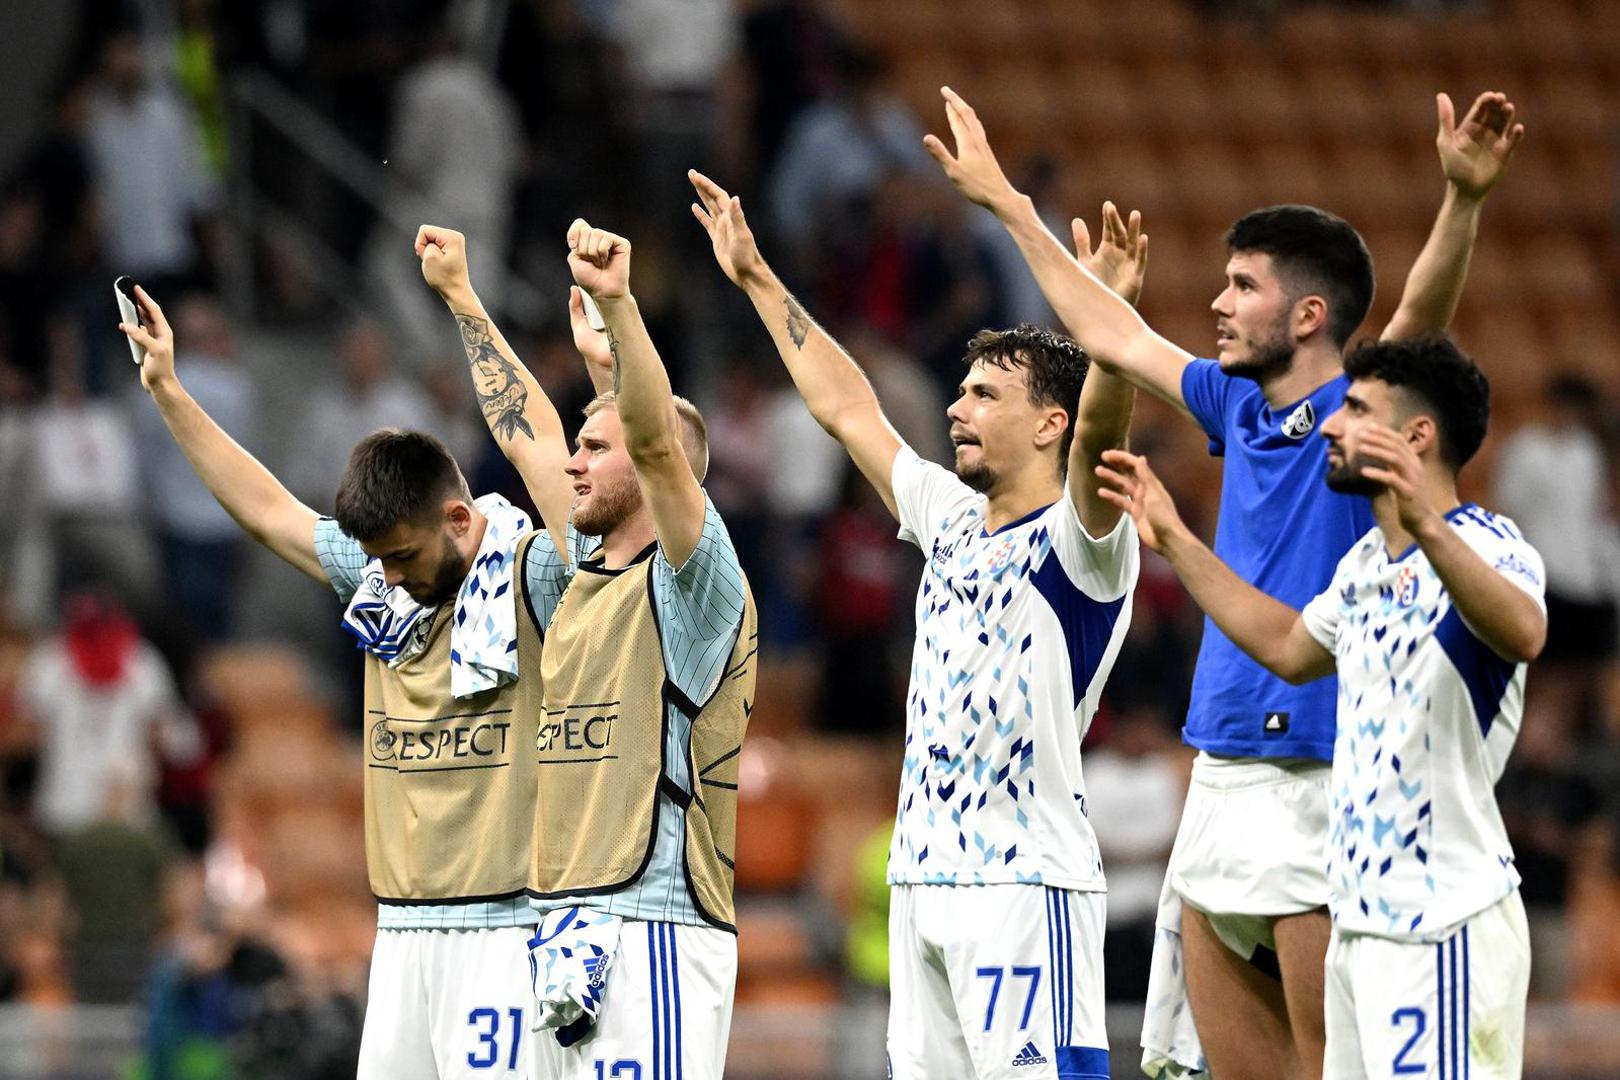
top-left (456, 314), bottom-right (535, 441)
top-left (604, 325), bottom-right (623, 394)
top-left (784, 295), bottom-right (810, 349)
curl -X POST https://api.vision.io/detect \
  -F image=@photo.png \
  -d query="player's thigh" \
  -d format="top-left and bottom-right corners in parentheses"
top-left (937, 886), bottom-right (1110, 1080)
top-left (1180, 903), bottom-right (1298, 1079)
top-left (886, 885), bottom-right (975, 1080)
top-left (1274, 905), bottom-right (1331, 1079)
top-left (535, 921), bottom-right (737, 1080)
top-left (358, 929), bottom-right (438, 1080)
top-left (427, 926), bottom-right (536, 1080)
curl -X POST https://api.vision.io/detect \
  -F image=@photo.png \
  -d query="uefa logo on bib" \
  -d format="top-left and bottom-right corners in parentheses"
top-left (1396, 565), bottom-right (1420, 607)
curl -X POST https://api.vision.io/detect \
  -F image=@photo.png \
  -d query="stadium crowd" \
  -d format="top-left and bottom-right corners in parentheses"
top-left (0, 0), bottom-right (1618, 1077)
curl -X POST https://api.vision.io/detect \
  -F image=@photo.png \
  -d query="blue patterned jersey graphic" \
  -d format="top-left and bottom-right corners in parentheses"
top-left (888, 449), bottom-right (1137, 890)
top-left (1302, 505), bottom-right (1543, 941)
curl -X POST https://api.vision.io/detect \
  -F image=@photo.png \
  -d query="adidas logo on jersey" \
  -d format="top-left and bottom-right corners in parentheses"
top-left (1012, 1041), bottom-right (1049, 1067)
top-left (1281, 399), bottom-right (1316, 439)
top-left (1263, 711), bottom-right (1290, 734)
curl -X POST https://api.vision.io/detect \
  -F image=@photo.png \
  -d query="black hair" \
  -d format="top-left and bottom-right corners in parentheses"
top-left (963, 324), bottom-right (1090, 467)
top-left (333, 429), bottom-right (469, 542)
top-left (1225, 205), bottom-right (1375, 348)
top-left (1342, 336), bottom-right (1491, 470)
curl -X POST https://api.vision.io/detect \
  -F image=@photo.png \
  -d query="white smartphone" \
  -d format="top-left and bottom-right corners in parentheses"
top-left (113, 276), bottom-right (146, 365)
top-left (580, 290), bottom-right (606, 331)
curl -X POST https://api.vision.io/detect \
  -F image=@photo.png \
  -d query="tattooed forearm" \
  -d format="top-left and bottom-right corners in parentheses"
top-left (784, 295), bottom-right (810, 349)
top-left (604, 324), bottom-right (623, 394)
top-left (456, 314), bottom-right (535, 441)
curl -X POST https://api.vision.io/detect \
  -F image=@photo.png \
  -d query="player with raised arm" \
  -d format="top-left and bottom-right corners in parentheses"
top-left (418, 221), bottom-right (756, 1080)
top-left (926, 86), bottom-right (1524, 1079)
top-left (123, 286), bottom-right (547, 1079)
top-left (1097, 335), bottom-right (1543, 1080)
top-left (691, 168), bottom-right (1143, 1080)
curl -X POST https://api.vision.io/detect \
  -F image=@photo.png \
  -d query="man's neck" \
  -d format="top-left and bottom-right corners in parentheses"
top-left (599, 512), bottom-right (658, 569)
top-left (1373, 476), bottom-right (1460, 559)
top-left (984, 472), bottom-right (1064, 534)
top-left (1257, 344), bottom-right (1344, 411)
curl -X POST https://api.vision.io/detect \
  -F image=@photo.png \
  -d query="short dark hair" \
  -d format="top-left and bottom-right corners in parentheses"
top-left (1225, 206), bottom-right (1375, 349)
top-left (333, 429), bottom-right (470, 542)
top-left (963, 324), bottom-right (1089, 467)
top-left (1343, 336), bottom-right (1490, 471)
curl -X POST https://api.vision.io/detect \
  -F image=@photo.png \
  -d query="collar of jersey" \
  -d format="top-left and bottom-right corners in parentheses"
top-left (980, 500), bottom-right (1055, 538)
top-left (577, 540), bottom-right (659, 576)
top-left (1387, 501), bottom-right (1476, 563)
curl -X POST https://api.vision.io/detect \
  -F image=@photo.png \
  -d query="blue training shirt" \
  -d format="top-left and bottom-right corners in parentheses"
top-left (1180, 359), bottom-right (1376, 761)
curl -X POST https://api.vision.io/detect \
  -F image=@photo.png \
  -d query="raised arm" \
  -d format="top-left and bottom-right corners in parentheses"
top-left (417, 225), bottom-right (573, 555)
top-left (1381, 91), bottom-right (1524, 342)
top-left (1096, 449), bottom-right (1336, 683)
top-left (1356, 425), bottom-right (1545, 662)
top-left (123, 287), bottom-right (324, 582)
top-left (1067, 204), bottom-right (1147, 537)
top-left (566, 219), bottom-right (707, 567)
top-left (924, 87), bottom-right (1196, 417)
top-left (690, 170), bottom-right (905, 518)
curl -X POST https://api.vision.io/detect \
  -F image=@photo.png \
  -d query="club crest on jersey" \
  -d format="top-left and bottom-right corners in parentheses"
top-left (1396, 565), bottom-right (1420, 606)
top-left (1281, 399), bottom-right (1316, 439)
top-left (987, 537), bottom-right (1017, 576)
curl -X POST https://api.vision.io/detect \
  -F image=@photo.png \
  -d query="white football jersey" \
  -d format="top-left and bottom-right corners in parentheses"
top-left (1302, 504), bottom-right (1545, 941)
top-left (887, 448), bottom-right (1138, 890)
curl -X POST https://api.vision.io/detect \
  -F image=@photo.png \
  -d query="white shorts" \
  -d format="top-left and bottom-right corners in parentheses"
top-left (1325, 892), bottom-right (1529, 1080)
top-left (531, 920), bottom-right (736, 1080)
top-left (888, 884), bottom-right (1110, 1080)
top-left (1166, 752), bottom-right (1332, 959)
top-left (359, 925), bottom-right (535, 1080)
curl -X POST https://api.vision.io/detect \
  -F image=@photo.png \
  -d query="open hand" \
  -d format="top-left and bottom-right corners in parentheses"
top-left (120, 285), bottom-right (175, 395)
top-left (1074, 202), bottom-right (1149, 306)
top-left (922, 87), bottom-right (1019, 211)
top-left (416, 224), bottom-right (473, 302)
top-left (1436, 91), bottom-right (1525, 200)
top-left (1094, 449), bottom-right (1186, 554)
top-left (567, 219), bottom-right (632, 300)
top-left (690, 170), bottom-right (767, 287)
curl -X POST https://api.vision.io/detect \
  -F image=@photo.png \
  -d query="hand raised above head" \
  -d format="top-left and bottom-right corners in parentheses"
top-left (1073, 201), bottom-right (1149, 306)
top-left (122, 284), bottom-right (176, 395)
top-left (922, 86), bottom-right (1019, 212)
top-left (416, 224), bottom-right (473, 300)
top-left (1436, 90), bottom-right (1525, 200)
top-left (689, 170), bottom-right (768, 288)
top-left (566, 219), bottom-right (633, 300)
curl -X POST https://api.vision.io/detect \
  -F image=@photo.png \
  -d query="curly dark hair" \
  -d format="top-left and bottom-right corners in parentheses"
top-left (1342, 335), bottom-right (1491, 470)
top-left (962, 324), bottom-right (1090, 467)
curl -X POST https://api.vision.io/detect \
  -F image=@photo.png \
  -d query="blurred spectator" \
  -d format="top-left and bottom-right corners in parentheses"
top-left (85, 31), bottom-right (219, 297)
top-left (16, 593), bottom-right (201, 839)
top-left (0, 189), bottom-right (54, 399)
top-left (970, 156), bottom-right (1065, 331)
top-left (738, 0), bottom-right (847, 183)
top-left (366, 23), bottom-right (520, 351)
top-left (843, 327), bottom-right (950, 466)
top-left (766, 46), bottom-right (934, 250)
top-left (1084, 708), bottom-right (1187, 1002)
top-left (287, 318), bottom-right (434, 508)
top-left (1493, 374), bottom-right (1619, 738)
top-left (701, 361), bottom-right (775, 579)
top-left (129, 295), bottom-right (256, 639)
top-left (814, 470), bottom-right (907, 737)
top-left (761, 383), bottom-right (843, 646)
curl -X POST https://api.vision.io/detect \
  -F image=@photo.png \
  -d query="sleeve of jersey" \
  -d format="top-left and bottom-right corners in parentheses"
top-left (653, 497), bottom-right (748, 707)
top-left (892, 444), bottom-right (978, 550)
top-left (1179, 358), bottom-right (1232, 455)
top-left (1046, 483), bottom-right (1140, 600)
top-left (521, 528), bottom-right (576, 631)
top-left (313, 517), bottom-right (368, 604)
top-left (1300, 551), bottom-right (1356, 653)
top-left (1460, 512), bottom-right (1548, 612)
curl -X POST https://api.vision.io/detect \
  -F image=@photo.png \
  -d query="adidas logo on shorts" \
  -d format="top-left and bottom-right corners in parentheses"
top-left (1011, 1041), bottom-right (1049, 1067)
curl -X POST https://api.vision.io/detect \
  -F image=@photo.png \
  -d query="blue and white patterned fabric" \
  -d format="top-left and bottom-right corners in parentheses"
top-left (887, 447), bottom-right (1138, 891)
top-left (1302, 504), bottom-right (1544, 941)
top-left (526, 906), bottom-right (624, 1047)
top-left (339, 494), bottom-right (532, 700)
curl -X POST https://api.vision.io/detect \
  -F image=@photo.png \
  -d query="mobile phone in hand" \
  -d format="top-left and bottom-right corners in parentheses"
top-left (580, 290), bottom-right (606, 332)
top-left (113, 276), bottom-right (146, 365)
